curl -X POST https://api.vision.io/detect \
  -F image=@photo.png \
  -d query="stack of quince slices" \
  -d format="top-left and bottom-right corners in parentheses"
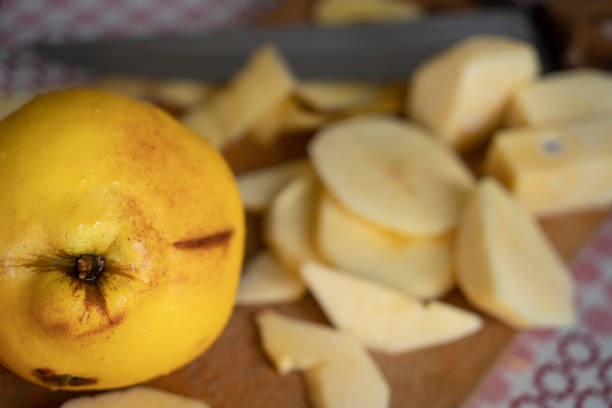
top-left (226, 39), bottom-right (612, 407)
top-left (237, 118), bottom-right (570, 407)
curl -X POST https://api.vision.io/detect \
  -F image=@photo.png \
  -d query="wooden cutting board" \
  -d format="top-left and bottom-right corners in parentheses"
top-left (0, 1), bottom-right (609, 407)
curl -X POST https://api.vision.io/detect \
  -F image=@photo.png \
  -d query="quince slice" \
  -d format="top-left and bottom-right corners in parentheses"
top-left (456, 178), bottom-right (574, 328)
top-left (507, 68), bottom-right (612, 126)
top-left (264, 168), bottom-right (319, 272)
top-left (237, 159), bottom-right (309, 213)
top-left (308, 115), bottom-right (474, 235)
top-left (316, 191), bottom-right (453, 299)
top-left (408, 36), bottom-right (539, 150)
top-left (236, 251), bottom-right (305, 305)
top-left (256, 311), bottom-right (389, 408)
top-left (61, 386), bottom-right (209, 408)
top-left (301, 261), bottom-right (482, 353)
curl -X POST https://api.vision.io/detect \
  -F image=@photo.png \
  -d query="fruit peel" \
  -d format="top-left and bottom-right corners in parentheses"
top-left (0, 89), bottom-right (245, 390)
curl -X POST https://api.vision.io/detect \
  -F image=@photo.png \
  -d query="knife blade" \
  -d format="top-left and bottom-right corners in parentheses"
top-left (33, 8), bottom-right (554, 81)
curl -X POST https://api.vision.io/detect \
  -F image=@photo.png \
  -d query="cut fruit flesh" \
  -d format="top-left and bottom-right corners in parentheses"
top-left (181, 106), bottom-right (226, 148)
top-left (306, 352), bottom-right (389, 408)
top-left (237, 159), bottom-right (309, 213)
top-left (256, 311), bottom-right (389, 408)
top-left (256, 310), bottom-right (362, 374)
top-left (236, 251), bottom-right (305, 305)
top-left (408, 36), bottom-right (539, 150)
top-left (249, 97), bottom-right (330, 145)
top-left (316, 191), bottom-right (454, 299)
top-left (308, 115), bottom-right (474, 235)
top-left (507, 68), bottom-right (612, 126)
top-left (301, 261), bottom-right (482, 353)
top-left (455, 178), bottom-right (574, 328)
top-left (202, 45), bottom-right (295, 144)
top-left (148, 80), bottom-right (212, 109)
top-left (60, 386), bottom-right (209, 408)
top-left (297, 81), bottom-right (386, 112)
top-left (91, 76), bottom-right (153, 99)
top-left (264, 169), bottom-right (319, 272)
top-left (485, 117), bottom-right (612, 216)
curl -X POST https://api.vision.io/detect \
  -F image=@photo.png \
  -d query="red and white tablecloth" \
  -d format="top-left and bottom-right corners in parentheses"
top-left (0, 0), bottom-right (276, 91)
top-left (466, 219), bottom-right (612, 408)
top-left (1, 1), bottom-right (612, 406)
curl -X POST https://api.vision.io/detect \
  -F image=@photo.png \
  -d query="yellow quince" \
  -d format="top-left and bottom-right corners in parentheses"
top-left (0, 89), bottom-right (244, 390)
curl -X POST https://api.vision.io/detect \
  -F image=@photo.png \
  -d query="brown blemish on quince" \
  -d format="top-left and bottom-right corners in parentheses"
top-left (173, 229), bottom-right (234, 250)
top-left (32, 368), bottom-right (97, 387)
top-left (73, 283), bottom-right (126, 338)
top-left (47, 321), bottom-right (71, 334)
top-left (11, 253), bottom-right (132, 338)
top-left (77, 311), bottom-right (126, 338)
top-left (40, 283), bottom-right (126, 338)
top-left (84, 283), bottom-right (110, 320)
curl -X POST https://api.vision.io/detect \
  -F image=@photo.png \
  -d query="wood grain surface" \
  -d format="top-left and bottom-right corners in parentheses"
top-left (0, 0), bottom-right (609, 407)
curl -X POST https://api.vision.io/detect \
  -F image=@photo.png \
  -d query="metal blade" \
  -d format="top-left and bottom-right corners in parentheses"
top-left (33, 8), bottom-right (552, 81)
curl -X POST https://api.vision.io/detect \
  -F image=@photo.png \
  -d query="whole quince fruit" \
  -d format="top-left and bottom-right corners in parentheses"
top-left (0, 89), bottom-right (244, 390)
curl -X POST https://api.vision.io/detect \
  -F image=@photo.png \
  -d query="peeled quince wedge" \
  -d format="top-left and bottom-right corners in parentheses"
top-left (485, 117), bottom-right (612, 216)
top-left (301, 261), bottom-right (482, 353)
top-left (408, 36), bottom-right (538, 150)
top-left (456, 178), bottom-right (574, 328)
top-left (257, 310), bottom-right (361, 374)
top-left (205, 44), bottom-right (295, 144)
top-left (305, 351), bottom-right (389, 408)
top-left (256, 311), bottom-right (389, 408)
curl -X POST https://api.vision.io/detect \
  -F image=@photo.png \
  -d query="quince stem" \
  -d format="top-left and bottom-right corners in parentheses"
top-left (75, 254), bottom-right (105, 284)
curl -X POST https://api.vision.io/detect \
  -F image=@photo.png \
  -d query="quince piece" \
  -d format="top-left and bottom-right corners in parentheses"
top-left (485, 117), bottom-right (612, 216)
top-left (301, 261), bottom-right (482, 353)
top-left (408, 36), bottom-right (539, 149)
top-left (456, 178), bottom-right (574, 328)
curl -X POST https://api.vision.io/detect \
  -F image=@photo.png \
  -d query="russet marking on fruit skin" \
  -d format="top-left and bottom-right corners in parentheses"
top-left (47, 321), bottom-right (71, 335)
top-left (173, 229), bottom-right (234, 250)
top-left (75, 283), bottom-right (127, 338)
top-left (76, 312), bottom-right (127, 338)
top-left (41, 281), bottom-right (127, 339)
top-left (84, 283), bottom-right (110, 320)
top-left (32, 368), bottom-right (97, 387)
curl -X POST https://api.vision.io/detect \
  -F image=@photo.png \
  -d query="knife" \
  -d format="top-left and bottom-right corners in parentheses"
top-left (33, 8), bottom-right (555, 82)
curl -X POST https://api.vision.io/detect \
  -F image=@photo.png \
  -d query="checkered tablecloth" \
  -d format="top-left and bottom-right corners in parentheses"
top-left (0, 0), bottom-right (277, 91)
top-left (1, 1), bottom-right (612, 406)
